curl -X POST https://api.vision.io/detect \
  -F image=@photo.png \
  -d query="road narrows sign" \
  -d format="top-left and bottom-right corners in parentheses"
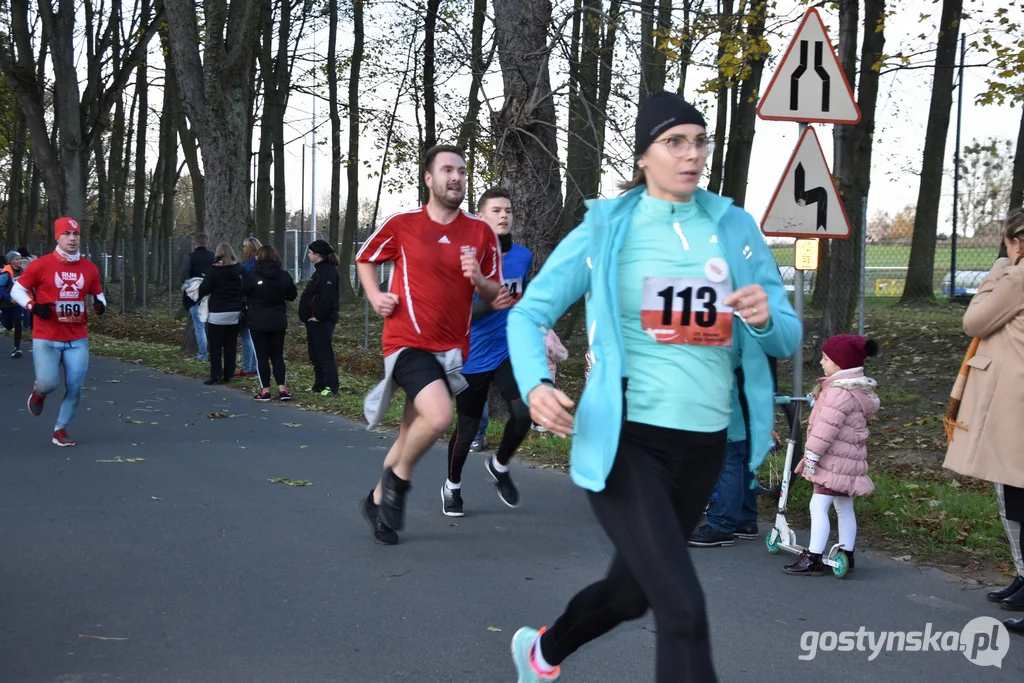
top-left (761, 126), bottom-right (851, 239)
top-left (756, 8), bottom-right (861, 124)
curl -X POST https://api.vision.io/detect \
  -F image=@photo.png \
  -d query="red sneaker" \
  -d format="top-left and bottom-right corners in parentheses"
top-left (27, 390), bottom-right (45, 416)
top-left (52, 429), bottom-right (76, 447)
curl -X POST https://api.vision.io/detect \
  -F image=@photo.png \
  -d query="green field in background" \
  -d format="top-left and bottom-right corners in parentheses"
top-left (771, 244), bottom-right (996, 271)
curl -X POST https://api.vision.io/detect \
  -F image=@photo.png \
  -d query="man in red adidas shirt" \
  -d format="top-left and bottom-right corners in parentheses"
top-left (12, 217), bottom-right (106, 446)
top-left (355, 144), bottom-right (505, 544)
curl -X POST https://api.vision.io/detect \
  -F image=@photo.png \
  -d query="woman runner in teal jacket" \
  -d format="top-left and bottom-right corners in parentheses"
top-left (506, 92), bottom-right (801, 682)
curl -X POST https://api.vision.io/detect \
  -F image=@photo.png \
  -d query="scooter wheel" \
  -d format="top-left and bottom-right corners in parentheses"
top-left (831, 550), bottom-right (850, 579)
top-left (766, 532), bottom-right (780, 555)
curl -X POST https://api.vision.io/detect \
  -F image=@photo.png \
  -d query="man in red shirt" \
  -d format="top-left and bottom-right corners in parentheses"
top-left (12, 217), bottom-right (106, 446)
top-left (356, 144), bottom-right (504, 544)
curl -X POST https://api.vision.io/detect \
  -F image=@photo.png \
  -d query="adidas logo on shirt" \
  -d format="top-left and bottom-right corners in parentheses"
top-left (438, 235), bottom-right (451, 244)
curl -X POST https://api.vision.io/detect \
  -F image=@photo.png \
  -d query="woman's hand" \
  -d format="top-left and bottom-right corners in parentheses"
top-left (527, 383), bottom-right (576, 437)
top-left (725, 284), bottom-right (770, 329)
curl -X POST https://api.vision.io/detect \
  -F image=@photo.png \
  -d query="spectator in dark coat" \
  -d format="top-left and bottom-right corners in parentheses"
top-left (298, 240), bottom-right (341, 396)
top-left (197, 243), bottom-right (245, 385)
top-left (242, 245), bottom-right (298, 401)
top-left (180, 233), bottom-right (216, 361)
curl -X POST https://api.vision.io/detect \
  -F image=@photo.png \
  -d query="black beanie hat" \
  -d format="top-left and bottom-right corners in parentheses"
top-left (634, 92), bottom-right (708, 158)
top-left (307, 239), bottom-right (334, 256)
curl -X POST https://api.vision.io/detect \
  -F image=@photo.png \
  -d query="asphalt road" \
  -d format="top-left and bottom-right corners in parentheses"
top-left (0, 345), bottom-right (1021, 682)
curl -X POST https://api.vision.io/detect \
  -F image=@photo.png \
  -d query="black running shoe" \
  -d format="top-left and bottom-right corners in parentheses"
top-left (689, 524), bottom-right (735, 547)
top-left (379, 467), bottom-right (411, 530)
top-left (486, 458), bottom-right (520, 508)
top-left (735, 524), bottom-right (760, 540)
top-left (442, 484), bottom-right (464, 517)
top-left (360, 492), bottom-right (398, 545)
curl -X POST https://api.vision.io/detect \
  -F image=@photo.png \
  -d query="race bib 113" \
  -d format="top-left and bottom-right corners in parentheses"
top-left (641, 276), bottom-right (733, 346)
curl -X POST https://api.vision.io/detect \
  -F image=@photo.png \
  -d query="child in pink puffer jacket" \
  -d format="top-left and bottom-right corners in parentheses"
top-left (784, 334), bottom-right (880, 576)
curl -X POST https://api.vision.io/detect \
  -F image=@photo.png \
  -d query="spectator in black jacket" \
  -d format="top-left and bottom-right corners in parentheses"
top-left (242, 245), bottom-right (298, 401)
top-left (298, 240), bottom-right (341, 396)
top-left (180, 233), bottom-right (216, 362)
top-left (198, 243), bottom-right (245, 385)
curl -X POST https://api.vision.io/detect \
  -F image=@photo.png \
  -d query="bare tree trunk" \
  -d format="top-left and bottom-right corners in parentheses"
top-left (638, 0), bottom-right (655, 105)
top-left (328, 0), bottom-right (342, 251)
top-left (596, 0), bottom-right (621, 158)
top-left (423, 0), bottom-right (439, 153)
top-left (340, 0), bottom-right (364, 301)
top-left (1011, 107), bottom-right (1024, 210)
top-left (164, 0), bottom-right (268, 249)
top-left (160, 48), bottom-right (181, 286)
top-left (255, 3), bottom-right (275, 245)
top-left (492, 0), bottom-right (564, 266)
top-left (677, 0), bottom-right (696, 95)
top-left (563, 0), bottom-right (602, 234)
top-left (7, 113), bottom-right (26, 243)
top-left (457, 0), bottom-right (492, 212)
top-left (815, 0), bottom-right (858, 351)
top-left (129, 0), bottom-right (151, 308)
top-left (902, 0), bottom-right (962, 303)
top-left (272, 0), bottom-right (299, 254)
top-left (720, 0), bottom-right (767, 207)
top-left (707, 0), bottom-right (733, 195)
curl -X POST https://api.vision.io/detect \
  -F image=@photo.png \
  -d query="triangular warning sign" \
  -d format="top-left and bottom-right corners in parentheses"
top-left (757, 8), bottom-right (861, 124)
top-left (761, 126), bottom-right (851, 239)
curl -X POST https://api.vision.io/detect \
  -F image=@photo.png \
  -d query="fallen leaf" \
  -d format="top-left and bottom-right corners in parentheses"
top-left (78, 634), bottom-right (129, 641)
top-left (125, 418), bottom-right (143, 425)
top-left (267, 477), bottom-right (312, 487)
top-left (487, 627), bottom-right (502, 632)
top-left (151, 496), bottom-right (162, 501)
top-left (106, 380), bottom-right (122, 383)
top-left (96, 457), bottom-right (145, 463)
top-left (207, 412), bottom-right (230, 419)
top-left (282, 423), bottom-right (302, 428)
top-left (150, 422), bottom-right (159, 425)
top-left (300, 445), bottom-right (309, 449)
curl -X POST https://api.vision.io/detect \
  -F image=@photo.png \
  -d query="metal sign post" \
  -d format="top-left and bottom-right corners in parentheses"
top-left (757, 7), bottom-right (862, 398)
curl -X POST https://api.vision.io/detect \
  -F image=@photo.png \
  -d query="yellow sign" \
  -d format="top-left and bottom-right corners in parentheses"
top-left (794, 239), bottom-right (819, 270)
top-left (875, 278), bottom-right (905, 297)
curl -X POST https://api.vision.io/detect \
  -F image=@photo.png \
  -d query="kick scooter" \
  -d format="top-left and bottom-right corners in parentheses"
top-left (764, 394), bottom-right (851, 579)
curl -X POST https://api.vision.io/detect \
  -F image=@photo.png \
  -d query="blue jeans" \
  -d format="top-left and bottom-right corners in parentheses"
top-left (475, 399), bottom-right (489, 441)
top-left (189, 305), bottom-right (208, 361)
top-left (706, 440), bottom-right (758, 533)
top-left (239, 324), bottom-right (256, 374)
top-left (33, 337), bottom-right (89, 430)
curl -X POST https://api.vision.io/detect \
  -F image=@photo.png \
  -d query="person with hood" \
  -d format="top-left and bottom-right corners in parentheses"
top-left (943, 207), bottom-right (1024, 635)
top-left (0, 250), bottom-right (28, 357)
top-left (243, 245), bottom-right (298, 401)
top-left (505, 92), bottom-right (801, 683)
top-left (298, 240), bottom-right (341, 397)
top-left (197, 243), bottom-right (246, 385)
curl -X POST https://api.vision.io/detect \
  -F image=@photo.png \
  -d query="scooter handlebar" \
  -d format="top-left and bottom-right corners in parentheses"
top-left (773, 394), bottom-right (814, 407)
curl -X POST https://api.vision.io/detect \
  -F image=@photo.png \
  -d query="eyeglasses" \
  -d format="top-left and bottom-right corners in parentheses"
top-left (652, 136), bottom-right (714, 158)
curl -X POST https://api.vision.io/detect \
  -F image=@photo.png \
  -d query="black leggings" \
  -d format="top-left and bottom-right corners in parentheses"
top-left (250, 329), bottom-right (287, 388)
top-left (305, 321), bottom-right (338, 392)
top-left (447, 358), bottom-right (531, 483)
top-left (207, 323), bottom-right (240, 381)
top-left (539, 422), bottom-right (726, 682)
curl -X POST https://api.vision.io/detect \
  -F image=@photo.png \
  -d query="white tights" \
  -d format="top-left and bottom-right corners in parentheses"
top-left (809, 493), bottom-right (856, 554)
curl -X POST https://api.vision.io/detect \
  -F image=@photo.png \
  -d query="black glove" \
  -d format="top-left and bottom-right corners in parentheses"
top-left (93, 300), bottom-right (106, 315)
top-left (31, 302), bottom-right (52, 320)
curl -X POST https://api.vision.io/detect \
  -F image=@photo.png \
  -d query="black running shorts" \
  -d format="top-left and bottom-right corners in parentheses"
top-left (393, 348), bottom-right (450, 401)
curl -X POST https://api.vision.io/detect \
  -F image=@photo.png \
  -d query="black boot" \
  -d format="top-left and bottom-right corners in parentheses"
top-left (1006, 617), bottom-right (1024, 635)
top-left (784, 549), bottom-right (824, 576)
top-left (1001, 583), bottom-right (1024, 611)
top-left (988, 576), bottom-right (1024, 603)
top-left (844, 549), bottom-right (855, 572)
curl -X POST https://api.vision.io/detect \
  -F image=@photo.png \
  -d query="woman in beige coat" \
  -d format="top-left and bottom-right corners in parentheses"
top-left (943, 208), bottom-right (1024, 636)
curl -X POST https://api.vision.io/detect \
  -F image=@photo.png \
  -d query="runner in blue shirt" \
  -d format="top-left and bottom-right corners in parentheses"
top-left (443, 187), bottom-right (534, 516)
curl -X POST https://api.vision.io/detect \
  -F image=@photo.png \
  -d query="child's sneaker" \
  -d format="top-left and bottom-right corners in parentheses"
top-left (511, 626), bottom-right (560, 682)
top-left (278, 389), bottom-right (293, 401)
top-left (320, 389), bottom-right (335, 397)
top-left (52, 429), bottom-right (75, 447)
top-left (11, 348), bottom-right (22, 358)
top-left (253, 390), bottom-right (272, 402)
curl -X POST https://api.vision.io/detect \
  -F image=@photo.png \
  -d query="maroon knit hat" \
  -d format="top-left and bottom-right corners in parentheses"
top-left (822, 334), bottom-right (879, 370)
